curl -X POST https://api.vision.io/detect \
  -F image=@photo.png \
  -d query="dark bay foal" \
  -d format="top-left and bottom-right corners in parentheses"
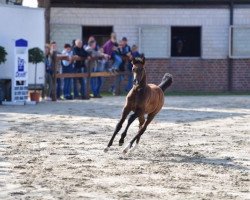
top-left (104, 56), bottom-right (172, 154)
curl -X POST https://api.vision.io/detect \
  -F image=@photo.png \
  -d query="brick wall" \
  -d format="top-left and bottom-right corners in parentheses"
top-left (232, 59), bottom-right (250, 91)
top-left (145, 59), bottom-right (229, 92)
top-left (101, 58), bottom-right (250, 93)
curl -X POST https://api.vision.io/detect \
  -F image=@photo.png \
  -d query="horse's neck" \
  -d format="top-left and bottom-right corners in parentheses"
top-left (139, 74), bottom-right (147, 88)
top-left (134, 73), bottom-right (147, 92)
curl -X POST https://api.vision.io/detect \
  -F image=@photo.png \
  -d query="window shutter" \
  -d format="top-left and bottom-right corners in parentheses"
top-left (230, 26), bottom-right (250, 58)
top-left (139, 26), bottom-right (169, 58)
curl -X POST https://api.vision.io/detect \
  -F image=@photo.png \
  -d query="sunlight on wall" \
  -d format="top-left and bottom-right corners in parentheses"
top-left (22, 0), bottom-right (37, 8)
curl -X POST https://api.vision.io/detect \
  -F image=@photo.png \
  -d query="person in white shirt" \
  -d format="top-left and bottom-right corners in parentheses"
top-left (61, 43), bottom-right (73, 99)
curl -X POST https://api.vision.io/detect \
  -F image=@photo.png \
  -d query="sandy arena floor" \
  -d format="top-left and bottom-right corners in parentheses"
top-left (0, 96), bottom-right (249, 200)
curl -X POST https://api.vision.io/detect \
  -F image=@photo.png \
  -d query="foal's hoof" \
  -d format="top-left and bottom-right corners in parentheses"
top-left (122, 143), bottom-right (131, 155)
top-left (130, 143), bottom-right (138, 152)
top-left (123, 149), bottom-right (128, 155)
top-left (104, 147), bottom-right (109, 153)
top-left (119, 142), bottom-right (124, 146)
top-left (119, 138), bottom-right (124, 146)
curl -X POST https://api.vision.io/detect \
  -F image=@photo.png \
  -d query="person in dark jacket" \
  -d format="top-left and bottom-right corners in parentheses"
top-left (72, 39), bottom-right (89, 99)
top-left (45, 44), bottom-right (52, 100)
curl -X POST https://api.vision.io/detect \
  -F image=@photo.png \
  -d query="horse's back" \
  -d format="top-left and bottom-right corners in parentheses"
top-left (146, 84), bottom-right (165, 114)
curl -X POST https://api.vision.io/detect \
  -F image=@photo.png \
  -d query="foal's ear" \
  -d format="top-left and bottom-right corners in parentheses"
top-left (132, 57), bottom-right (136, 65)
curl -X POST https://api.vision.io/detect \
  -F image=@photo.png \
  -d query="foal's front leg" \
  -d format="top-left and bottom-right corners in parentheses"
top-left (119, 114), bottom-right (144, 146)
top-left (123, 114), bottom-right (155, 154)
top-left (118, 113), bottom-right (138, 146)
top-left (104, 107), bottom-right (130, 152)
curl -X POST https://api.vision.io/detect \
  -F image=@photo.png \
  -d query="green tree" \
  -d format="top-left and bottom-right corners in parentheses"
top-left (28, 47), bottom-right (44, 92)
top-left (0, 46), bottom-right (7, 65)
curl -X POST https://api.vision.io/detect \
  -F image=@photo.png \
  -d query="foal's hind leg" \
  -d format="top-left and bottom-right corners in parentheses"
top-left (104, 107), bottom-right (130, 152)
top-left (118, 113), bottom-right (138, 146)
top-left (123, 114), bottom-right (155, 154)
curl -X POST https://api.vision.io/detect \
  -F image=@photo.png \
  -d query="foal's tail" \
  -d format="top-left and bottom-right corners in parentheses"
top-left (158, 73), bottom-right (173, 92)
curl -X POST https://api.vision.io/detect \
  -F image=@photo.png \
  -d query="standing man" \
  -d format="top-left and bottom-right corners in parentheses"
top-left (44, 44), bottom-right (52, 100)
top-left (50, 41), bottom-right (62, 99)
top-left (72, 39), bottom-right (89, 99)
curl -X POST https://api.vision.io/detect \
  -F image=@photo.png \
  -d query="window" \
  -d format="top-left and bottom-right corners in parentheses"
top-left (229, 26), bottom-right (250, 58)
top-left (171, 26), bottom-right (201, 57)
top-left (82, 26), bottom-right (113, 46)
top-left (139, 26), bottom-right (169, 58)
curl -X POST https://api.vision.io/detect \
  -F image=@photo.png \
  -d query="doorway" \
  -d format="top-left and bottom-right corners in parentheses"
top-left (82, 26), bottom-right (113, 47)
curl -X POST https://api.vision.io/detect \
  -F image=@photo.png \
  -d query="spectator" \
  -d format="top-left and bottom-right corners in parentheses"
top-left (50, 41), bottom-right (62, 99)
top-left (110, 40), bottom-right (125, 95)
top-left (119, 37), bottom-right (131, 72)
top-left (84, 36), bottom-right (100, 51)
top-left (72, 39), bottom-right (76, 49)
top-left (44, 44), bottom-right (52, 100)
top-left (131, 44), bottom-right (141, 58)
top-left (50, 41), bottom-right (57, 54)
top-left (61, 43), bottom-right (73, 100)
top-left (85, 40), bottom-right (109, 98)
top-left (72, 39), bottom-right (89, 99)
top-left (126, 44), bottom-right (141, 92)
top-left (103, 32), bottom-right (122, 72)
top-left (111, 38), bottom-right (132, 95)
top-left (121, 37), bottom-right (131, 57)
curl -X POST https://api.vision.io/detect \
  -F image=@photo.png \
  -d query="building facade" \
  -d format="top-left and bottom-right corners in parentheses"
top-left (0, 4), bottom-right (45, 102)
top-left (49, 0), bottom-right (250, 92)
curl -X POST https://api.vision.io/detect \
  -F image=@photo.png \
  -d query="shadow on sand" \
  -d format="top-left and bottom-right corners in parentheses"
top-left (0, 97), bottom-right (249, 124)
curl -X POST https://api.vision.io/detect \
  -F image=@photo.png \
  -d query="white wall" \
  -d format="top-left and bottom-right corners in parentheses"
top-left (50, 7), bottom-right (231, 59)
top-left (234, 6), bottom-right (250, 25)
top-left (0, 5), bottom-right (45, 85)
top-left (50, 24), bottom-right (81, 51)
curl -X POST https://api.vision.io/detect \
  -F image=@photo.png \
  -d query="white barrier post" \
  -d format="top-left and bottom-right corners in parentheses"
top-left (12, 39), bottom-right (29, 104)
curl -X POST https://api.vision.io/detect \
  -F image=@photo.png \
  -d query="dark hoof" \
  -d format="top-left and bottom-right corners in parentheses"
top-left (119, 140), bottom-right (124, 146)
top-left (104, 147), bottom-right (109, 153)
top-left (119, 142), bottom-right (124, 146)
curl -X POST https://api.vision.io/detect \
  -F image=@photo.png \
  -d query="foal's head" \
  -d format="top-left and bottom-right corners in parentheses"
top-left (132, 55), bottom-right (146, 86)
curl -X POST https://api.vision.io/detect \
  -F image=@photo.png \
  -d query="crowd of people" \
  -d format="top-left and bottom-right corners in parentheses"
top-left (44, 32), bottom-right (141, 100)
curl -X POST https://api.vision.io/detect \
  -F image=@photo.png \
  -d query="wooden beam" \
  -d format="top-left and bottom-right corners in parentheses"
top-left (51, 51), bottom-right (58, 101)
top-left (51, 53), bottom-right (131, 101)
top-left (55, 71), bottom-right (129, 78)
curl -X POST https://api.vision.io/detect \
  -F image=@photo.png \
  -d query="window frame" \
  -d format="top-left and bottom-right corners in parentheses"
top-left (170, 25), bottom-right (202, 59)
